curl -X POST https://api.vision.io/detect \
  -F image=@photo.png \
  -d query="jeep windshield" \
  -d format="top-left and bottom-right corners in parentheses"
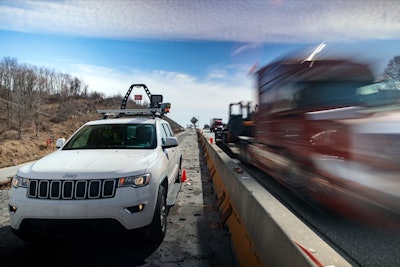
top-left (62, 124), bottom-right (157, 150)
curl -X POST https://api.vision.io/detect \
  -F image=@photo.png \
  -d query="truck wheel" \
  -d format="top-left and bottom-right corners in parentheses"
top-left (281, 153), bottom-right (309, 198)
top-left (147, 184), bottom-right (167, 243)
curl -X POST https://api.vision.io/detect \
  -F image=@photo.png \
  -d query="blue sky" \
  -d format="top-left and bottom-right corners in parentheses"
top-left (1, 0), bottom-right (400, 127)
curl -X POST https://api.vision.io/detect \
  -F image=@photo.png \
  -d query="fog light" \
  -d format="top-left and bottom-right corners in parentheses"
top-left (125, 204), bottom-right (145, 213)
top-left (9, 205), bottom-right (17, 213)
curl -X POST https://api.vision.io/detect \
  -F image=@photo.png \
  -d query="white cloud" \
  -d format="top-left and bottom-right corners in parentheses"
top-left (1, 0), bottom-right (400, 128)
top-left (1, 0), bottom-right (400, 43)
top-left (66, 63), bottom-right (255, 127)
top-left (207, 68), bottom-right (228, 79)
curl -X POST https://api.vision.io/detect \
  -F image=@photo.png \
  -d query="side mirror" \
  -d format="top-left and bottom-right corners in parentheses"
top-left (55, 138), bottom-right (66, 148)
top-left (162, 137), bottom-right (178, 148)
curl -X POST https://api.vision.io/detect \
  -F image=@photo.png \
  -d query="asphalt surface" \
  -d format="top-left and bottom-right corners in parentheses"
top-left (0, 165), bottom-right (24, 185)
top-left (0, 129), bottom-right (238, 267)
top-left (4, 129), bottom-right (400, 267)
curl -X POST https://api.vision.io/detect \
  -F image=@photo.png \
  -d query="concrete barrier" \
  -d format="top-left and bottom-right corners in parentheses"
top-left (198, 131), bottom-right (350, 267)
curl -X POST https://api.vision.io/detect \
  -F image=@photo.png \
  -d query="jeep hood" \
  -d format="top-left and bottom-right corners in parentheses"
top-left (18, 149), bottom-right (159, 178)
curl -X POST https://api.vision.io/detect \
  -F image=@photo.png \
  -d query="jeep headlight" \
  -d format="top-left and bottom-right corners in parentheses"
top-left (12, 175), bottom-right (29, 188)
top-left (118, 173), bottom-right (151, 187)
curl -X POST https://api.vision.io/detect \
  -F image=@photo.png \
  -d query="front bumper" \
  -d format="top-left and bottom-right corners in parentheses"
top-left (8, 184), bottom-right (158, 234)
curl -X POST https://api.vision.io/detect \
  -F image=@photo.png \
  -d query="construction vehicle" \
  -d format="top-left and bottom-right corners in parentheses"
top-left (216, 101), bottom-right (255, 143)
top-left (223, 49), bottom-right (400, 221)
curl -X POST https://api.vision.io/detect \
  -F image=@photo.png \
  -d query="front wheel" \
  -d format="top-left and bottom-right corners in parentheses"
top-left (146, 184), bottom-right (167, 244)
top-left (175, 157), bottom-right (182, 183)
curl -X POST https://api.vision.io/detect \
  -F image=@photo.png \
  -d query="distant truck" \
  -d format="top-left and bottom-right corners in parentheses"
top-left (210, 118), bottom-right (224, 132)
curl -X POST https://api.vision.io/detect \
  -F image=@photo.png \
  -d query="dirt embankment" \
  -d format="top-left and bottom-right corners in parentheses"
top-left (0, 98), bottom-right (183, 169)
top-left (0, 113), bottom-right (97, 168)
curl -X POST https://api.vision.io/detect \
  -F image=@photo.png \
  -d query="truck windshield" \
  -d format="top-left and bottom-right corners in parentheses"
top-left (62, 124), bottom-right (157, 150)
top-left (297, 81), bottom-right (367, 108)
top-left (262, 80), bottom-right (400, 114)
top-left (296, 81), bottom-right (400, 110)
top-left (356, 81), bottom-right (400, 107)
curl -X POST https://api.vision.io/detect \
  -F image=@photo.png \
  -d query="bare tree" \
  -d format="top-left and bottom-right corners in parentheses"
top-left (0, 57), bottom-right (18, 129)
top-left (12, 64), bottom-right (38, 138)
top-left (81, 83), bottom-right (89, 97)
top-left (382, 55), bottom-right (400, 89)
top-left (70, 76), bottom-right (81, 97)
top-left (0, 57), bottom-right (91, 134)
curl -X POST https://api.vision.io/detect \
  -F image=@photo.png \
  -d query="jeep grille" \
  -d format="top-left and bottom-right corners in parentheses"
top-left (27, 179), bottom-right (117, 200)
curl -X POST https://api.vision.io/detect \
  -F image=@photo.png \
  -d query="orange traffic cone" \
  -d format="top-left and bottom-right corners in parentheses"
top-left (181, 169), bottom-right (187, 182)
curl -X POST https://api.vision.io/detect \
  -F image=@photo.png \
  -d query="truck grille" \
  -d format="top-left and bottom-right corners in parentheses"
top-left (27, 179), bottom-right (117, 200)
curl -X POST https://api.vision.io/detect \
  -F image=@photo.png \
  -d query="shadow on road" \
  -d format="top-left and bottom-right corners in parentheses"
top-left (0, 226), bottom-right (161, 267)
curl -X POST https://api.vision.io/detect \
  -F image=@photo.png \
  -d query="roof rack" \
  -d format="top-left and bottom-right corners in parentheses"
top-left (97, 83), bottom-right (171, 119)
top-left (97, 103), bottom-right (171, 119)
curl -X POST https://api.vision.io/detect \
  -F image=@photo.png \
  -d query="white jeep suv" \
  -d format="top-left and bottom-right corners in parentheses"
top-left (9, 110), bottom-right (182, 242)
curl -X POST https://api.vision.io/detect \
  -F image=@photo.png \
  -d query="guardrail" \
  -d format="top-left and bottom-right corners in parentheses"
top-left (197, 130), bottom-right (350, 267)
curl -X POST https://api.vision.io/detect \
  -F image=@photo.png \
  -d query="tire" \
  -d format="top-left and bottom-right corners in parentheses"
top-left (11, 228), bottom-right (32, 242)
top-left (175, 158), bottom-right (182, 183)
top-left (146, 184), bottom-right (167, 244)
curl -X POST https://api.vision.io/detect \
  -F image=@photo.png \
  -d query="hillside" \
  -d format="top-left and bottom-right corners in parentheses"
top-left (0, 96), bottom-right (183, 168)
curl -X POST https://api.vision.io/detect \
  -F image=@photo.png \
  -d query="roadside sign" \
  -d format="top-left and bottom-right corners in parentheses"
top-left (190, 117), bottom-right (198, 124)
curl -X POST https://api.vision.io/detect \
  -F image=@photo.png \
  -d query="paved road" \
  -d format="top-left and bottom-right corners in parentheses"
top-left (0, 129), bottom-right (238, 267)
top-left (0, 165), bottom-right (26, 184)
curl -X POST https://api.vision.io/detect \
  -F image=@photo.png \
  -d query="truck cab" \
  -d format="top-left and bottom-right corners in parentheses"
top-left (244, 56), bottom-right (400, 219)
